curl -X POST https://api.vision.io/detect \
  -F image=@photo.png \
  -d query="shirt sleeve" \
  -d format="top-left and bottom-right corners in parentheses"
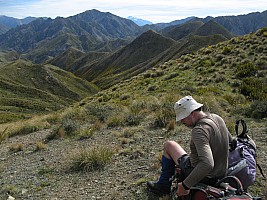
top-left (183, 126), bottom-right (214, 188)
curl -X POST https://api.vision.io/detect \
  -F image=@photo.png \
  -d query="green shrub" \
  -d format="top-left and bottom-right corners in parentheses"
top-left (163, 72), bottom-right (179, 80)
top-left (120, 93), bottom-right (130, 100)
top-left (85, 103), bottom-right (116, 122)
top-left (147, 85), bottom-right (157, 91)
top-left (222, 94), bottom-right (246, 106)
top-left (124, 113), bottom-right (143, 126)
top-left (197, 86), bottom-right (220, 95)
top-left (240, 78), bottom-right (266, 100)
top-left (152, 108), bottom-right (173, 128)
top-left (1, 184), bottom-right (20, 196)
top-left (222, 46), bottom-right (232, 54)
top-left (246, 100), bottom-right (267, 119)
top-left (61, 118), bottom-right (80, 136)
top-left (107, 115), bottom-right (124, 127)
top-left (77, 128), bottom-right (95, 139)
top-left (236, 62), bottom-right (258, 78)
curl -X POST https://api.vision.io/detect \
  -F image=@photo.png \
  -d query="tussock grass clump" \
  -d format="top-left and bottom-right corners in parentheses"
top-left (85, 103), bottom-right (116, 122)
top-left (9, 124), bottom-right (39, 137)
top-left (70, 146), bottom-right (114, 172)
top-left (106, 114), bottom-right (124, 127)
top-left (61, 118), bottom-right (80, 136)
top-left (35, 141), bottom-right (46, 151)
top-left (45, 113), bottom-right (61, 125)
top-left (152, 109), bottom-right (172, 128)
top-left (9, 143), bottom-right (24, 152)
top-left (0, 115), bottom-right (51, 138)
top-left (77, 127), bottom-right (95, 140)
top-left (60, 107), bottom-right (88, 123)
top-left (118, 137), bottom-right (135, 145)
top-left (91, 120), bottom-right (102, 130)
top-left (235, 62), bottom-right (258, 78)
top-left (124, 112), bottom-right (143, 126)
top-left (0, 127), bottom-right (8, 143)
top-left (166, 120), bottom-right (176, 132)
top-left (45, 126), bottom-right (64, 142)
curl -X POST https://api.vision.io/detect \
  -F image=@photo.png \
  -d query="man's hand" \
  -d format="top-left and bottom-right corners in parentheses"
top-left (176, 182), bottom-right (190, 196)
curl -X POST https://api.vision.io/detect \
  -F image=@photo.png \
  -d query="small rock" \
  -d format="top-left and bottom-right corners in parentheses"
top-left (21, 188), bottom-right (28, 194)
top-left (7, 196), bottom-right (15, 200)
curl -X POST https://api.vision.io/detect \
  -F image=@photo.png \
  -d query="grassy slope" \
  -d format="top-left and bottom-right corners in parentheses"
top-left (90, 29), bottom-right (267, 115)
top-left (0, 59), bottom-right (99, 123)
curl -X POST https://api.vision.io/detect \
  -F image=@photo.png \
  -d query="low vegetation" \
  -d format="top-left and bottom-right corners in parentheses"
top-left (0, 60), bottom-right (99, 123)
top-left (70, 145), bottom-right (114, 172)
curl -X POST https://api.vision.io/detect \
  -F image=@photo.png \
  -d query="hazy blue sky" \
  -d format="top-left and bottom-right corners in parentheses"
top-left (0, 0), bottom-right (266, 23)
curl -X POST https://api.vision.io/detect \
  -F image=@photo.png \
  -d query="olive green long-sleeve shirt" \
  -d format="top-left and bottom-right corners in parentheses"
top-left (183, 113), bottom-right (231, 188)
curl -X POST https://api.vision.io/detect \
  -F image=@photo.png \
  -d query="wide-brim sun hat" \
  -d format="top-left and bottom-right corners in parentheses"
top-left (174, 96), bottom-right (203, 122)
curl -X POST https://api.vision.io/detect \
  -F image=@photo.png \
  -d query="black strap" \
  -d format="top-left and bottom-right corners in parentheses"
top-left (257, 163), bottom-right (266, 179)
top-left (235, 119), bottom-right (248, 138)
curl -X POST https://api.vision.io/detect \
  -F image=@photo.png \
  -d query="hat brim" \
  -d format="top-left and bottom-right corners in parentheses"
top-left (175, 103), bottom-right (203, 122)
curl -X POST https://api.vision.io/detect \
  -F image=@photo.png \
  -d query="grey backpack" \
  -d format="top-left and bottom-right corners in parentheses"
top-left (228, 119), bottom-right (265, 190)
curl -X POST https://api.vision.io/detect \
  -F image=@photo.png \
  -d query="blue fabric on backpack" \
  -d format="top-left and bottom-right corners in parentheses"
top-left (228, 139), bottom-right (257, 190)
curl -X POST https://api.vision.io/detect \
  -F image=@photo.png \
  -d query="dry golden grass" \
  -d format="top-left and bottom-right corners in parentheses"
top-left (9, 143), bottom-right (24, 152)
top-left (70, 145), bottom-right (114, 172)
top-left (0, 127), bottom-right (8, 144)
top-left (35, 141), bottom-right (46, 151)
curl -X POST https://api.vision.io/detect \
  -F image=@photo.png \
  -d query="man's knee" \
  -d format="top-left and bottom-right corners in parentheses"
top-left (164, 140), bottom-right (178, 151)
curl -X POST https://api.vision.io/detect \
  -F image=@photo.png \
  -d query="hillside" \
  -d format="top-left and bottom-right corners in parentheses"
top-left (192, 20), bottom-right (234, 39)
top-left (46, 47), bottom-right (87, 71)
top-left (161, 21), bottom-right (204, 40)
top-left (78, 30), bottom-right (176, 88)
top-left (0, 28), bottom-right (266, 200)
top-left (0, 23), bottom-right (9, 35)
top-left (135, 34), bottom-right (229, 71)
top-left (0, 59), bottom-right (99, 123)
top-left (72, 20), bottom-right (232, 89)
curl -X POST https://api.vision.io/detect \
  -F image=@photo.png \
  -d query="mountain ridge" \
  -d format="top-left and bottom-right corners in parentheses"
top-left (0, 9), bottom-right (266, 66)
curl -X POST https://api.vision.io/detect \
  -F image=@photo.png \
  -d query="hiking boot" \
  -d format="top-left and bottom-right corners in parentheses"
top-left (147, 181), bottom-right (171, 195)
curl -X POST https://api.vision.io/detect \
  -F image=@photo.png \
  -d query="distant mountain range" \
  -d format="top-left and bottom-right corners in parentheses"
top-left (127, 16), bottom-right (153, 26)
top-left (0, 16), bottom-right (37, 34)
top-left (196, 10), bottom-right (267, 35)
top-left (0, 9), bottom-right (267, 90)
